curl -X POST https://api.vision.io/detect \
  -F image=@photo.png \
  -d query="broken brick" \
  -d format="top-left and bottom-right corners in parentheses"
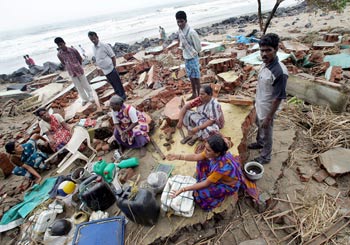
top-left (312, 169), bottom-right (329, 182)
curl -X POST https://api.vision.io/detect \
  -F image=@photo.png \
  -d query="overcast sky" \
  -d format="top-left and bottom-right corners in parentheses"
top-left (0, 0), bottom-right (179, 31)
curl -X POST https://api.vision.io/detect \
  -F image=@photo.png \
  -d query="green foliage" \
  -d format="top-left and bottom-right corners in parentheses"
top-left (304, 0), bottom-right (349, 12)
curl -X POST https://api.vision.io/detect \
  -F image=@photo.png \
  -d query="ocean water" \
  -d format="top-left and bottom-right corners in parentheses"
top-left (0, 0), bottom-right (298, 74)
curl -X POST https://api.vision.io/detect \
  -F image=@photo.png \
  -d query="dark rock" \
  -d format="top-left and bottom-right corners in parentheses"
top-left (0, 74), bottom-right (8, 82)
top-left (238, 29), bottom-right (245, 33)
top-left (284, 23), bottom-right (290, 27)
top-left (42, 62), bottom-right (60, 75)
top-left (12, 67), bottom-right (30, 77)
top-left (12, 74), bottom-right (33, 83)
top-left (113, 42), bottom-right (130, 57)
top-left (29, 65), bottom-right (44, 76)
top-left (305, 23), bottom-right (312, 28)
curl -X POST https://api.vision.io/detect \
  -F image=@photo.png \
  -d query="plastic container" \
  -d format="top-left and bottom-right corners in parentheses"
top-left (72, 167), bottom-right (91, 184)
top-left (79, 175), bottom-right (116, 211)
top-left (147, 172), bottom-right (168, 194)
top-left (244, 161), bottom-right (264, 181)
top-left (117, 157), bottom-right (139, 169)
top-left (116, 187), bottom-right (160, 226)
top-left (103, 163), bottom-right (116, 183)
top-left (93, 159), bottom-right (107, 176)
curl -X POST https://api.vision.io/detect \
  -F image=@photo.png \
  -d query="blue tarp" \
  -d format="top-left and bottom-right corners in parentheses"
top-left (0, 177), bottom-right (57, 225)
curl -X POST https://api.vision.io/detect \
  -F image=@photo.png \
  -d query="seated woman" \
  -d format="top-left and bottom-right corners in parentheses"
top-left (5, 134), bottom-right (50, 184)
top-left (177, 85), bottom-right (224, 146)
top-left (166, 134), bottom-right (259, 211)
top-left (35, 108), bottom-right (71, 152)
top-left (109, 95), bottom-right (150, 153)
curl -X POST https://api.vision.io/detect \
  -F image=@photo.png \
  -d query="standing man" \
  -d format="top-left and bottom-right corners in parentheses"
top-left (175, 11), bottom-right (201, 101)
top-left (248, 33), bottom-right (288, 164)
top-left (54, 37), bottom-right (95, 106)
top-left (88, 31), bottom-right (126, 100)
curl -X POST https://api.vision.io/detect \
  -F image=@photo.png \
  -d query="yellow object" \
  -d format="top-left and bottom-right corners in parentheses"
top-left (59, 181), bottom-right (76, 195)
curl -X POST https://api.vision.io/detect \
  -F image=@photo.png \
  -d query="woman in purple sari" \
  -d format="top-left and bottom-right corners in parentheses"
top-left (109, 95), bottom-right (150, 151)
top-left (166, 134), bottom-right (259, 211)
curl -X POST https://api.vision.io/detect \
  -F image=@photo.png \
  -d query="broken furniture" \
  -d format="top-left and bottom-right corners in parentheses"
top-left (45, 126), bottom-right (97, 174)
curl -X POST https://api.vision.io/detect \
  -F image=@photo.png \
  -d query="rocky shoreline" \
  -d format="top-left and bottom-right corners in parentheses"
top-left (0, 2), bottom-right (308, 85)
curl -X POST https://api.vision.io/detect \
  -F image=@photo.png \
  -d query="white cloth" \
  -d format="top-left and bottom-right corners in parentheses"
top-left (178, 24), bottom-right (201, 60)
top-left (111, 107), bottom-right (138, 124)
top-left (161, 175), bottom-right (196, 217)
top-left (92, 41), bottom-right (115, 75)
top-left (39, 113), bottom-right (64, 135)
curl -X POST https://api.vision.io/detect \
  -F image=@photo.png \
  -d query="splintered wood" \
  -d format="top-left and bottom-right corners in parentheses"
top-left (255, 193), bottom-right (347, 244)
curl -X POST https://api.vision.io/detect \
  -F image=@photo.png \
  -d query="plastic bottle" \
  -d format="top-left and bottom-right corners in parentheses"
top-left (93, 158), bottom-right (107, 176)
top-left (117, 157), bottom-right (139, 169)
top-left (103, 163), bottom-right (116, 183)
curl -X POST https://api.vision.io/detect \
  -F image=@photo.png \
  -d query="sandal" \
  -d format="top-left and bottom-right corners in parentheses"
top-left (180, 135), bottom-right (192, 144)
top-left (187, 137), bottom-right (198, 146)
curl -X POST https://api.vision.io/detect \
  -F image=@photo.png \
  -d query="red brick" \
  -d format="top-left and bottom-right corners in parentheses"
top-left (312, 169), bottom-right (329, 182)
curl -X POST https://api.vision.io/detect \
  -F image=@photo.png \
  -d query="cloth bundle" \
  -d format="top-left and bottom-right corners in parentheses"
top-left (160, 175), bottom-right (196, 217)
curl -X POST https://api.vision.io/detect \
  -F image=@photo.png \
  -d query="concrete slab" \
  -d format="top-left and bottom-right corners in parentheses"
top-left (283, 41), bottom-right (310, 51)
top-left (0, 90), bottom-right (31, 103)
top-left (208, 58), bottom-right (232, 66)
top-left (90, 76), bottom-right (107, 84)
top-left (319, 148), bottom-right (350, 176)
top-left (31, 83), bottom-right (64, 104)
top-left (217, 70), bottom-right (239, 83)
top-left (124, 101), bottom-right (253, 244)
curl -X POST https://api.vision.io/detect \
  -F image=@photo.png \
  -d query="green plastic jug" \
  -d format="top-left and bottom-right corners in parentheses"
top-left (117, 157), bottom-right (139, 169)
top-left (103, 163), bottom-right (116, 183)
top-left (93, 159), bottom-right (107, 176)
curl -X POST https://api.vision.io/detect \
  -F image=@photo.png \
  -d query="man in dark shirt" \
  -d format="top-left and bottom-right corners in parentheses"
top-left (248, 33), bottom-right (288, 164)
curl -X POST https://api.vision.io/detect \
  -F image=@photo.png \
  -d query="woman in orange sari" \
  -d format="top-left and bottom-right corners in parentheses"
top-left (167, 134), bottom-right (259, 211)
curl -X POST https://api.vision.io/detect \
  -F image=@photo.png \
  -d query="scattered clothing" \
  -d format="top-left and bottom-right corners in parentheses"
top-left (161, 175), bottom-right (197, 217)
